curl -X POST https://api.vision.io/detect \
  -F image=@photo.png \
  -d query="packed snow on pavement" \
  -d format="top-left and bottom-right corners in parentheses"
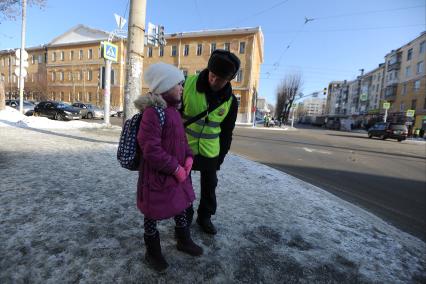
top-left (0, 108), bottom-right (425, 283)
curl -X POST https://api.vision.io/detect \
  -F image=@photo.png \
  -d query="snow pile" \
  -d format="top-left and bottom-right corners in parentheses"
top-left (0, 127), bottom-right (425, 283)
top-left (0, 106), bottom-right (108, 129)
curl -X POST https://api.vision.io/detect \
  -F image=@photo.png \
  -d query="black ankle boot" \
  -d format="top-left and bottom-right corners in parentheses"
top-left (186, 205), bottom-right (194, 227)
top-left (144, 231), bottom-right (168, 272)
top-left (175, 227), bottom-right (203, 256)
top-left (196, 217), bottom-right (217, 235)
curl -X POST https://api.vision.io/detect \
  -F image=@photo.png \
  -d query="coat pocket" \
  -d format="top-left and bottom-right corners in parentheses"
top-left (150, 172), bottom-right (178, 192)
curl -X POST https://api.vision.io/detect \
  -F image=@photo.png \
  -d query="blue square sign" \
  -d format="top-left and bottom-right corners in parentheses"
top-left (102, 41), bottom-right (118, 62)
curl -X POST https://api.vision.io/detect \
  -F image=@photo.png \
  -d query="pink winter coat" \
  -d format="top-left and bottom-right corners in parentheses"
top-left (135, 94), bottom-right (195, 220)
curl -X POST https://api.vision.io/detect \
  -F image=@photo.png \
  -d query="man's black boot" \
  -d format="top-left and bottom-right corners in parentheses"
top-left (144, 231), bottom-right (169, 272)
top-left (175, 227), bottom-right (203, 256)
top-left (196, 217), bottom-right (217, 235)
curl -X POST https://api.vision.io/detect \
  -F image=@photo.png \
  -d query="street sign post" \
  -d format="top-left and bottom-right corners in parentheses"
top-left (102, 41), bottom-right (118, 62)
top-left (383, 102), bottom-right (390, 122)
top-left (406, 109), bottom-right (415, 117)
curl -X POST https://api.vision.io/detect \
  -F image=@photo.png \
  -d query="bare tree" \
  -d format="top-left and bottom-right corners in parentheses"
top-left (0, 0), bottom-right (46, 22)
top-left (275, 73), bottom-right (303, 124)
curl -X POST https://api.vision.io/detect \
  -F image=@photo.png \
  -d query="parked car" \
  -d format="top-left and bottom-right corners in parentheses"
top-left (34, 101), bottom-right (81, 120)
top-left (368, 122), bottom-right (408, 142)
top-left (86, 104), bottom-right (105, 119)
top-left (72, 102), bottom-right (94, 119)
top-left (5, 99), bottom-right (35, 116)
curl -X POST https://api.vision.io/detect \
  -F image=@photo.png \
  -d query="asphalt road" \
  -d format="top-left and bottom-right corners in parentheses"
top-left (231, 125), bottom-right (426, 241)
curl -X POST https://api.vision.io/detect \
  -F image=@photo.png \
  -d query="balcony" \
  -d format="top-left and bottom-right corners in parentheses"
top-left (387, 62), bottom-right (401, 71)
top-left (384, 84), bottom-right (397, 100)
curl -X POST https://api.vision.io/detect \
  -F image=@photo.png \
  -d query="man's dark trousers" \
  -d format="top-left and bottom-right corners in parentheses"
top-left (197, 170), bottom-right (218, 218)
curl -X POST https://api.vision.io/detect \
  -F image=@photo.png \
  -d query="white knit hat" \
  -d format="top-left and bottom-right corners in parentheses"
top-left (144, 62), bottom-right (184, 95)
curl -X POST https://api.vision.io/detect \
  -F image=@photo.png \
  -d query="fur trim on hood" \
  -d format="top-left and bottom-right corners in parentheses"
top-left (133, 93), bottom-right (167, 112)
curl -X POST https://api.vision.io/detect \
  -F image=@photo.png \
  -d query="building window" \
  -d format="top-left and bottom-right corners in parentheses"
top-left (417, 61), bottom-right (424, 74)
top-left (87, 70), bottom-right (92, 81)
top-left (407, 48), bottom-right (412, 61)
top-left (400, 102), bottom-right (404, 112)
top-left (78, 71), bottom-right (82, 81)
top-left (148, 47), bottom-right (153, 57)
top-left (88, 92), bottom-right (92, 102)
top-left (60, 51), bottom-right (64, 61)
top-left (31, 55), bottom-right (35, 64)
top-left (235, 69), bottom-right (243, 82)
top-left (239, 42), bottom-right (246, 54)
top-left (77, 92), bottom-right (81, 101)
top-left (159, 45), bottom-right (164, 57)
top-left (423, 97), bottom-right (426, 109)
top-left (224, 42), bottom-right (230, 51)
top-left (405, 66), bottom-right (411, 77)
top-left (1, 58), bottom-right (4, 67)
top-left (88, 49), bottom-right (93, 59)
top-left (51, 72), bottom-right (55, 81)
top-left (70, 50), bottom-right (74, 60)
top-left (79, 50), bottom-right (83, 60)
top-left (402, 83), bottom-right (407, 95)
top-left (420, 41), bottom-right (425, 54)
top-left (38, 54), bottom-right (43, 63)
top-left (210, 42), bottom-right (216, 54)
top-left (68, 72), bottom-right (72, 81)
top-left (1, 73), bottom-right (4, 81)
top-left (52, 52), bottom-right (56, 62)
top-left (184, 44), bottom-right (189, 56)
top-left (60, 72), bottom-right (64, 81)
top-left (414, 79), bottom-right (420, 91)
top-left (60, 92), bottom-right (64, 101)
top-left (411, 99), bottom-right (417, 109)
top-left (171, 45), bottom-right (177, 57)
top-left (197, 44), bottom-right (202, 56)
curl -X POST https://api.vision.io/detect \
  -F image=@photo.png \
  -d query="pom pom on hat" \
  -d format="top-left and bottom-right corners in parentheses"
top-left (144, 62), bottom-right (184, 94)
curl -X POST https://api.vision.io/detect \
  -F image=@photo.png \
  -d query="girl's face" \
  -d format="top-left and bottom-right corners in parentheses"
top-left (162, 82), bottom-right (183, 105)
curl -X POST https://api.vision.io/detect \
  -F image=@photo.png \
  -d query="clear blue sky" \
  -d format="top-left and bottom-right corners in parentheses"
top-left (0, 0), bottom-right (425, 105)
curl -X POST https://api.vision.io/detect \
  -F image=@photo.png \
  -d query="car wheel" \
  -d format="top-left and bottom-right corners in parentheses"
top-left (87, 112), bottom-right (93, 119)
top-left (54, 112), bottom-right (63, 121)
top-left (397, 138), bottom-right (402, 142)
top-left (380, 134), bottom-right (386, 140)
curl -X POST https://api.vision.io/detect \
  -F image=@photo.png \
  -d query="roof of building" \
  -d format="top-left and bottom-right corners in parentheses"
top-left (48, 24), bottom-right (110, 47)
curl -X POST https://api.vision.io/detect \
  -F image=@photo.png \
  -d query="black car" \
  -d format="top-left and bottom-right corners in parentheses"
top-left (34, 101), bottom-right (81, 120)
top-left (368, 122), bottom-right (408, 142)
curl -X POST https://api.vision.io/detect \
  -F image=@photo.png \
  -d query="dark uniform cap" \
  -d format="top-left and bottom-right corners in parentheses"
top-left (207, 49), bottom-right (241, 80)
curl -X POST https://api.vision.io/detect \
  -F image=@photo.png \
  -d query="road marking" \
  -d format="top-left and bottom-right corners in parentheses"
top-left (302, 147), bottom-right (332, 155)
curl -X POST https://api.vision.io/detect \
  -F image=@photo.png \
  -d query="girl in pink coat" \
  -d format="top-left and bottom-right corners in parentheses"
top-left (134, 63), bottom-right (203, 272)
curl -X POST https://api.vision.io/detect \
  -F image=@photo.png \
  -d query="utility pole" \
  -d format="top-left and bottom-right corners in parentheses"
top-left (124, 0), bottom-right (146, 121)
top-left (18, 0), bottom-right (27, 114)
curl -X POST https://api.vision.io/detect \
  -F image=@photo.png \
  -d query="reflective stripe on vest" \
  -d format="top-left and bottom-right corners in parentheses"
top-left (183, 74), bottom-right (232, 157)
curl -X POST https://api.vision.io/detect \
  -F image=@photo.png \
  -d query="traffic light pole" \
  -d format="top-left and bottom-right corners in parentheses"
top-left (18, 0), bottom-right (27, 114)
top-left (124, 0), bottom-right (146, 121)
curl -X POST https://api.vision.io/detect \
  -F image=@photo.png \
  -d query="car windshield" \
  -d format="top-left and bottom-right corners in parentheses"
top-left (57, 103), bottom-right (71, 109)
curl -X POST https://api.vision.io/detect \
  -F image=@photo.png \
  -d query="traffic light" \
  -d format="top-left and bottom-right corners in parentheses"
top-left (158, 25), bottom-right (165, 46)
top-left (323, 87), bottom-right (327, 96)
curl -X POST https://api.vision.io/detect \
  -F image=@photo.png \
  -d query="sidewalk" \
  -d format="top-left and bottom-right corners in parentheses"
top-left (1, 109), bottom-right (425, 283)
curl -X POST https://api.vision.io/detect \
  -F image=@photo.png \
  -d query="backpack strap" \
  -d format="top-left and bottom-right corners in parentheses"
top-left (152, 106), bottom-right (165, 127)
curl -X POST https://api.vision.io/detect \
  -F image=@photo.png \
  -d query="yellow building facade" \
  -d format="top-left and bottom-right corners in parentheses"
top-left (0, 25), bottom-right (264, 123)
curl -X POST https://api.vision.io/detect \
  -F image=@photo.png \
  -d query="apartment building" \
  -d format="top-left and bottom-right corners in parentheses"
top-left (391, 32), bottom-right (426, 129)
top-left (325, 81), bottom-right (344, 115)
top-left (0, 45), bottom-right (48, 100)
top-left (144, 27), bottom-right (264, 123)
top-left (358, 64), bottom-right (385, 114)
top-left (302, 96), bottom-right (326, 116)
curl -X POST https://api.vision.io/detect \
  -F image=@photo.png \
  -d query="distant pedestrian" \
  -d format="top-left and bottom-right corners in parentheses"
top-left (135, 62), bottom-right (202, 272)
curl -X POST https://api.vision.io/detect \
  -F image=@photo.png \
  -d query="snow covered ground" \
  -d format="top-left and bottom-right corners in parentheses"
top-left (0, 108), bottom-right (425, 283)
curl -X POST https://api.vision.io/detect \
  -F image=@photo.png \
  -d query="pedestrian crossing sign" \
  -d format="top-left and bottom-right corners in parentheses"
top-left (101, 41), bottom-right (118, 62)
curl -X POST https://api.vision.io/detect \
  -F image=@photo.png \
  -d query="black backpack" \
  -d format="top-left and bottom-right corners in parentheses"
top-left (117, 106), bottom-right (165, 171)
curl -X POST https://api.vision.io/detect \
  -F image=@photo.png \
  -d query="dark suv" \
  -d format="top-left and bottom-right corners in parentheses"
top-left (34, 101), bottom-right (81, 120)
top-left (368, 122), bottom-right (408, 142)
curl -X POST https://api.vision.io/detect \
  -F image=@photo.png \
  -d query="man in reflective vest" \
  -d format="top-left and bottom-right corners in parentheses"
top-left (181, 49), bottom-right (240, 235)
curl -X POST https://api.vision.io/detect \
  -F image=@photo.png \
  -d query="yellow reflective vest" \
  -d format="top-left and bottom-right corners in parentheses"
top-left (183, 75), bottom-right (232, 158)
